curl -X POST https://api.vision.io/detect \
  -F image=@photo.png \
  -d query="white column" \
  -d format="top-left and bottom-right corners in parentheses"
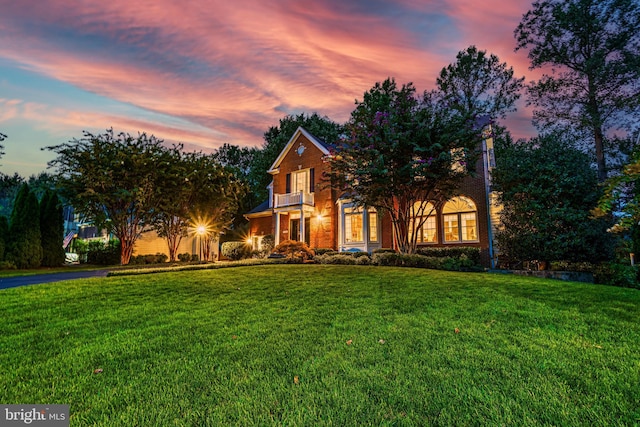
top-left (363, 209), bottom-right (369, 253)
top-left (275, 212), bottom-right (281, 245)
top-left (300, 207), bottom-right (305, 243)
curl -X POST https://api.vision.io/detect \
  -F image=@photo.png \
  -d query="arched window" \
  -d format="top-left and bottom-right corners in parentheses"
top-left (443, 196), bottom-right (478, 242)
top-left (410, 201), bottom-right (438, 243)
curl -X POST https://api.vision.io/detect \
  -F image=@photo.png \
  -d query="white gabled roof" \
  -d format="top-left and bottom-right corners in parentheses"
top-left (267, 126), bottom-right (331, 174)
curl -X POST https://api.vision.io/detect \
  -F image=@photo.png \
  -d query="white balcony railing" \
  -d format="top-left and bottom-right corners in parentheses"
top-left (274, 191), bottom-right (314, 208)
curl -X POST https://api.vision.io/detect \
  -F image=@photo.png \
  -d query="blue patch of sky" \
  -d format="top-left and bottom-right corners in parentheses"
top-left (326, 0), bottom-right (459, 45)
top-left (16, 18), bottom-right (223, 83)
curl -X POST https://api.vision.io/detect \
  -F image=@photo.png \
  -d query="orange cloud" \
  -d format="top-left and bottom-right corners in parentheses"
top-left (0, 0), bottom-right (539, 176)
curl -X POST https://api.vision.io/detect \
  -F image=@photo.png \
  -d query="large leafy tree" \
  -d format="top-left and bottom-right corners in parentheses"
top-left (6, 183), bottom-right (42, 268)
top-left (39, 189), bottom-right (66, 267)
top-left (325, 78), bottom-right (482, 254)
top-left (515, 0), bottom-right (640, 181)
top-left (151, 150), bottom-right (247, 262)
top-left (212, 143), bottom-right (259, 229)
top-left (189, 153), bottom-right (247, 261)
top-left (436, 45), bottom-right (525, 120)
top-left (493, 133), bottom-right (613, 265)
top-left (47, 129), bottom-right (170, 265)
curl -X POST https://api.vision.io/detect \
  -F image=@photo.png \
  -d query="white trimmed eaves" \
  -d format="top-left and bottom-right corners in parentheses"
top-left (267, 126), bottom-right (331, 174)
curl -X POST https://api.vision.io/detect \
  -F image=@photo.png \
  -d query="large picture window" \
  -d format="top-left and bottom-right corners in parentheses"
top-left (443, 196), bottom-right (478, 242)
top-left (343, 207), bottom-right (378, 244)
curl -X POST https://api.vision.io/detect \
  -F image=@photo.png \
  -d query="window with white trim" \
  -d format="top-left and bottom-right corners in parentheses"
top-left (443, 196), bottom-right (478, 242)
top-left (368, 210), bottom-right (378, 242)
top-left (344, 207), bottom-right (363, 243)
top-left (409, 201), bottom-right (438, 243)
top-left (291, 169), bottom-right (308, 193)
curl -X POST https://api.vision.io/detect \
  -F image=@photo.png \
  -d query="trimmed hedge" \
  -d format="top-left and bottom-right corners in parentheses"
top-left (221, 241), bottom-right (252, 261)
top-left (372, 252), bottom-right (482, 272)
top-left (87, 239), bottom-right (121, 265)
top-left (416, 247), bottom-right (481, 264)
top-left (129, 253), bottom-right (169, 265)
top-left (314, 248), bottom-right (481, 271)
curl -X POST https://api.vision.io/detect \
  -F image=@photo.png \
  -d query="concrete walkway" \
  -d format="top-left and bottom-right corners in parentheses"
top-left (0, 269), bottom-right (110, 290)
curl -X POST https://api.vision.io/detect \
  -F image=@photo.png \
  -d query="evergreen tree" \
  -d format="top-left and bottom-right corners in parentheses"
top-left (40, 189), bottom-right (65, 267)
top-left (7, 183), bottom-right (42, 269)
top-left (0, 215), bottom-right (8, 261)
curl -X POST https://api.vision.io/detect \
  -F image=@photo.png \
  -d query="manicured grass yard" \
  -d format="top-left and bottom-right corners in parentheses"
top-left (1, 265), bottom-right (639, 426)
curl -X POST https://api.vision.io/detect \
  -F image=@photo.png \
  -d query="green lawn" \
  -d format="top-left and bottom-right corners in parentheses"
top-left (1, 265), bottom-right (638, 426)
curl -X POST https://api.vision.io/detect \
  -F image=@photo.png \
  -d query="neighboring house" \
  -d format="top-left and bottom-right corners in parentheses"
top-left (63, 206), bottom-right (215, 261)
top-left (246, 126), bottom-right (501, 267)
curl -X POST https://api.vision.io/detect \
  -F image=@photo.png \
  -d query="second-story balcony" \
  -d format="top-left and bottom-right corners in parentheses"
top-left (274, 191), bottom-right (314, 209)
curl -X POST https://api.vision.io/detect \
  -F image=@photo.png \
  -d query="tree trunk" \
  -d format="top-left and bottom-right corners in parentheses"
top-left (595, 125), bottom-right (607, 182)
top-left (120, 239), bottom-right (134, 265)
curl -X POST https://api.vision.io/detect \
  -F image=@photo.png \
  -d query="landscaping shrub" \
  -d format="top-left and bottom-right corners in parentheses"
top-left (417, 247), bottom-right (481, 264)
top-left (372, 252), bottom-right (481, 271)
top-left (221, 241), bottom-right (252, 261)
top-left (549, 261), bottom-right (594, 272)
top-left (273, 240), bottom-right (315, 262)
top-left (372, 248), bottom-right (395, 254)
top-left (177, 253), bottom-right (192, 262)
top-left (261, 235), bottom-right (275, 253)
top-left (593, 262), bottom-right (639, 289)
top-left (0, 260), bottom-right (17, 270)
top-left (355, 255), bottom-right (371, 265)
top-left (129, 253), bottom-right (169, 265)
top-left (313, 248), bottom-right (336, 256)
top-left (315, 254), bottom-right (358, 265)
top-left (86, 239), bottom-right (121, 265)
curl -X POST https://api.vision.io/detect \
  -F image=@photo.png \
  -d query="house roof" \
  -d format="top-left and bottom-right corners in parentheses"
top-left (267, 126), bottom-right (332, 174)
top-left (244, 199), bottom-right (271, 218)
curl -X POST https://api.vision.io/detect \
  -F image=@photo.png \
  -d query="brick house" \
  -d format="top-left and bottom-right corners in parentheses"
top-left (245, 126), bottom-right (500, 267)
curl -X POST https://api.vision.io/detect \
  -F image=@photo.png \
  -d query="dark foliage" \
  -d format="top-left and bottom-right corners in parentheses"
top-left (6, 184), bottom-right (42, 269)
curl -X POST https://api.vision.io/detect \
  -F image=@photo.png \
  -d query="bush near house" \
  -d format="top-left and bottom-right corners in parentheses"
top-left (221, 241), bottom-right (252, 261)
top-left (129, 253), bottom-right (169, 265)
top-left (417, 247), bottom-right (481, 265)
top-left (372, 252), bottom-right (482, 272)
top-left (86, 239), bottom-right (121, 265)
top-left (314, 247), bottom-right (482, 272)
top-left (273, 240), bottom-right (315, 262)
top-left (177, 253), bottom-right (192, 262)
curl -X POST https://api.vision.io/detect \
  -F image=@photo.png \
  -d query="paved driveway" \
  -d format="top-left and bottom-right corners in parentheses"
top-left (0, 270), bottom-right (110, 290)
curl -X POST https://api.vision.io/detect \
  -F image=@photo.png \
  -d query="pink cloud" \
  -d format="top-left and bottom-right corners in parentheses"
top-left (0, 0), bottom-right (540, 172)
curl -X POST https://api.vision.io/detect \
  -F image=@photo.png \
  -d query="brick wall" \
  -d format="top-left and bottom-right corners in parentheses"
top-left (272, 134), bottom-right (336, 249)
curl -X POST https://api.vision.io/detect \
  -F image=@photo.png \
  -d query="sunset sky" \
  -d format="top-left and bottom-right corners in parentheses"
top-left (0, 0), bottom-right (539, 178)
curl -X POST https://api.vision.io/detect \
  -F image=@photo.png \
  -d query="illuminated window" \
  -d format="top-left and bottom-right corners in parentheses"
top-left (292, 169), bottom-right (308, 193)
top-left (409, 202), bottom-right (438, 243)
top-left (443, 196), bottom-right (478, 242)
top-left (344, 207), bottom-right (363, 243)
top-left (450, 148), bottom-right (466, 173)
top-left (368, 211), bottom-right (378, 242)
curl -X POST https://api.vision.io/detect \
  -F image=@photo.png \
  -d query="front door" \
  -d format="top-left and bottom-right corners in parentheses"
top-left (289, 218), bottom-right (310, 245)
